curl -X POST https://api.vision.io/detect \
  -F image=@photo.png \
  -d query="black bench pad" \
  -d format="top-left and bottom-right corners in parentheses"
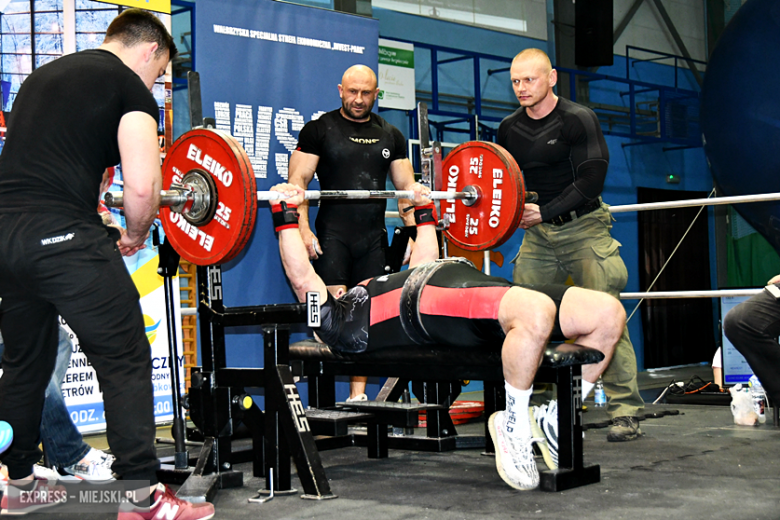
top-left (289, 339), bottom-right (604, 375)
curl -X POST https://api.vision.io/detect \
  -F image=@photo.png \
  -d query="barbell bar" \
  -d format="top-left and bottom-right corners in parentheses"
top-left (103, 185), bottom-right (522, 208)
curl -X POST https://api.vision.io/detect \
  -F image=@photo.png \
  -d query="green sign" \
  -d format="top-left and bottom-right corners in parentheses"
top-left (378, 46), bottom-right (414, 68)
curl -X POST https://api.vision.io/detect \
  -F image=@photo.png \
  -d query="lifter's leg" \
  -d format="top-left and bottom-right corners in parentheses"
top-left (558, 286), bottom-right (623, 390)
top-left (489, 288), bottom-right (556, 491)
top-left (498, 287), bottom-right (557, 390)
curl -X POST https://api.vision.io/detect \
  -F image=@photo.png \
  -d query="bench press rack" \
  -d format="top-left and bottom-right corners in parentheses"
top-left (162, 263), bottom-right (336, 502)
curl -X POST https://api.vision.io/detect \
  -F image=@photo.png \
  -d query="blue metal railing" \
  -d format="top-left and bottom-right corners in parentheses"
top-left (387, 39), bottom-right (703, 150)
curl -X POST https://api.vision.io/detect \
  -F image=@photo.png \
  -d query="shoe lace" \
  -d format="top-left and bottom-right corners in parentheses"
top-left (505, 435), bottom-right (537, 466)
top-left (534, 404), bottom-right (547, 426)
top-left (613, 416), bottom-right (636, 428)
top-left (94, 453), bottom-right (114, 469)
top-left (157, 484), bottom-right (189, 508)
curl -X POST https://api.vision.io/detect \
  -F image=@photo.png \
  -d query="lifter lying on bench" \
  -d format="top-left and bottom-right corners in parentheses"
top-left (269, 183), bottom-right (625, 491)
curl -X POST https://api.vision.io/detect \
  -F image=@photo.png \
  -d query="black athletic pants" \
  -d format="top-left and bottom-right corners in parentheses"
top-left (723, 287), bottom-right (780, 403)
top-left (0, 212), bottom-right (159, 482)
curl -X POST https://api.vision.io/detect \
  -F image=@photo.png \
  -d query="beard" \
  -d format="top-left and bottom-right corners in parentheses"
top-left (341, 97), bottom-right (375, 120)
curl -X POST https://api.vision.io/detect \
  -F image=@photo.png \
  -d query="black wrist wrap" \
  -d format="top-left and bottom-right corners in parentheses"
top-left (414, 203), bottom-right (438, 227)
top-left (272, 202), bottom-right (299, 232)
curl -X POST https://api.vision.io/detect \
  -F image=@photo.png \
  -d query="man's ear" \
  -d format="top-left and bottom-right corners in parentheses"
top-left (335, 287), bottom-right (346, 298)
top-left (144, 42), bottom-right (160, 62)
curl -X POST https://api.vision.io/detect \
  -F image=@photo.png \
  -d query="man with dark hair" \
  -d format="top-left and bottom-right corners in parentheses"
top-left (0, 9), bottom-right (212, 519)
top-left (104, 8), bottom-right (177, 59)
top-left (497, 48), bottom-right (645, 442)
top-left (268, 182), bottom-right (625, 491)
top-left (289, 64), bottom-right (422, 401)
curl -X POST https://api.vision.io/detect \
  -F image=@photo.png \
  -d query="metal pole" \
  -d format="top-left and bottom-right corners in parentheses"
top-left (620, 289), bottom-right (763, 300)
top-left (609, 192), bottom-right (780, 213)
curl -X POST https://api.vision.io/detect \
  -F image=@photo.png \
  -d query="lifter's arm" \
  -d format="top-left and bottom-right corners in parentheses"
top-left (402, 188), bottom-right (439, 268)
top-left (117, 111), bottom-right (162, 254)
top-left (288, 150), bottom-right (323, 260)
top-left (271, 183), bottom-right (328, 303)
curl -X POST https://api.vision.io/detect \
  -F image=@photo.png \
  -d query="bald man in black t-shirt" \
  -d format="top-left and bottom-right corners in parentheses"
top-left (289, 65), bottom-right (423, 400)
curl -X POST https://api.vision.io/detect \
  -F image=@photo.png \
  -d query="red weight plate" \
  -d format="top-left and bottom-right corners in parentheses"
top-left (219, 132), bottom-right (258, 264)
top-left (440, 141), bottom-right (525, 251)
top-left (492, 143), bottom-right (526, 231)
top-left (161, 128), bottom-right (257, 266)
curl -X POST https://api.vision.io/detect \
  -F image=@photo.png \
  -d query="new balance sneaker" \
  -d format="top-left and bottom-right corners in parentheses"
top-left (346, 393), bottom-right (368, 403)
top-left (117, 483), bottom-right (215, 520)
top-left (61, 448), bottom-right (115, 481)
top-left (530, 400), bottom-right (559, 470)
top-left (607, 416), bottom-right (642, 442)
top-left (1, 463), bottom-right (64, 492)
top-left (1, 479), bottom-right (68, 515)
top-left (487, 411), bottom-right (539, 491)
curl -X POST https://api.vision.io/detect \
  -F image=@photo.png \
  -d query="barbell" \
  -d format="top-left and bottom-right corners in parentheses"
top-left (104, 128), bottom-right (534, 265)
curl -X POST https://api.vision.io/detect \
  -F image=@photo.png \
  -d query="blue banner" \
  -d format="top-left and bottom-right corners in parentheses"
top-left (195, 0), bottom-right (379, 366)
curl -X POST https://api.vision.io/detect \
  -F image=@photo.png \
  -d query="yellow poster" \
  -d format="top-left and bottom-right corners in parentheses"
top-left (95, 0), bottom-right (170, 14)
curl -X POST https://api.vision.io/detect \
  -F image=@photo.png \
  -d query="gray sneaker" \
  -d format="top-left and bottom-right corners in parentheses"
top-left (607, 416), bottom-right (642, 442)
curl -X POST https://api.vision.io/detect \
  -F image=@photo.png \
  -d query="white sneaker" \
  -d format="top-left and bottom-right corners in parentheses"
top-left (530, 400), bottom-right (559, 470)
top-left (0, 463), bottom-right (64, 492)
top-left (488, 411), bottom-right (539, 491)
top-left (346, 393), bottom-right (368, 403)
top-left (61, 448), bottom-right (115, 481)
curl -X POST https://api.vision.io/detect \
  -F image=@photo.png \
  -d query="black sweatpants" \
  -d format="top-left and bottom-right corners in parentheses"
top-left (0, 212), bottom-right (159, 482)
top-left (723, 286), bottom-right (780, 403)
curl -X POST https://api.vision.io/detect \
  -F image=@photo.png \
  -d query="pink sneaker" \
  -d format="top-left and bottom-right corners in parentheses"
top-left (1, 479), bottom-right (68, 515)
top-left (117, 483), bottom-right (215, 520)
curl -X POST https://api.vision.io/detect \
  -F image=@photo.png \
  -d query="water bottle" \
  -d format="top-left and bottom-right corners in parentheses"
top-left (748, 375), bottom-right (767, 424)
top-left (594, 377), bottom-right (607, 407)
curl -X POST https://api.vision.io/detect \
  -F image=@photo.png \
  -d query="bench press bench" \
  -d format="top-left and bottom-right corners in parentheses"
top-left (289, 339), bottom-right (604, 492)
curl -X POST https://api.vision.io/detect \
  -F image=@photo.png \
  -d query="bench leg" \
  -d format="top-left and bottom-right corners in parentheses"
top-left (307, 374), bottom-right (336, 408)
top-left (537, 365), bottom-right (600, 492)
top-left (411, 380), bottom-right (460, 438)
top-left (263, 327), bottom-right (336, 499)
top-left (483, 381), bottom-right (504, 454)
top-left (366, 421), bottom-right (389, 458)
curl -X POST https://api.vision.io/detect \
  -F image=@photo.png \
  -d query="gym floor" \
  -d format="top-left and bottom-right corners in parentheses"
top-left (43, 366), bottom-right (780, 519)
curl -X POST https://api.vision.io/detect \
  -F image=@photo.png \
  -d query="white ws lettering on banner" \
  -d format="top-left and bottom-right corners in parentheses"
top-left (214, 102), bottom-right (326, 181)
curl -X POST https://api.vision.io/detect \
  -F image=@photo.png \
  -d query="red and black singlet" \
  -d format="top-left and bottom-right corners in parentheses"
top-left (318, 259), bottom-right (517, 353)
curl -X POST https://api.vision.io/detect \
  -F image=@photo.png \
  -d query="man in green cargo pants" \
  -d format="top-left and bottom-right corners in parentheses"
top-left (497, 48), bottom-right (644, 442)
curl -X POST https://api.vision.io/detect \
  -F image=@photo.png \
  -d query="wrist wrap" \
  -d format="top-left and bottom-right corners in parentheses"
top-left (272, 202), bottom-right (299, 232)
top-left (414, 202), bottom-right (438, 227)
